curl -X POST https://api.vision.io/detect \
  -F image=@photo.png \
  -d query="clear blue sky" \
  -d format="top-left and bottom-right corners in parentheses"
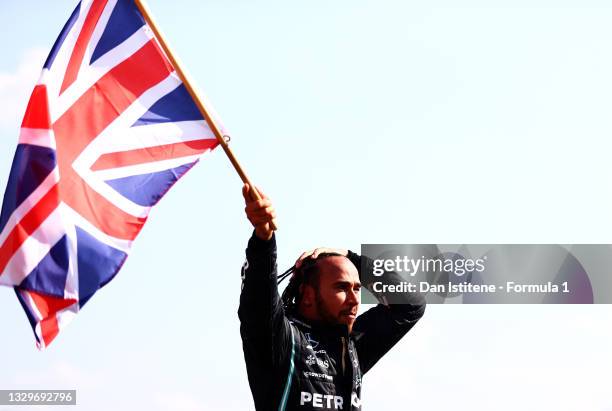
top-left (1, 1), bottom-right (611, 410)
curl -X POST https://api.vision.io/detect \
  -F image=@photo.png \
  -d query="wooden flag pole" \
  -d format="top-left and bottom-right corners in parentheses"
top-left (134, 0), bottom-right (277, 230)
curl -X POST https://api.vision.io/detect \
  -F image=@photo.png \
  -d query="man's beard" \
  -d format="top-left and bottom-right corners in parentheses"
top-left (314, 292), bottom-right (339, 325)
top-left (314, 291), bottom-right (355, 329)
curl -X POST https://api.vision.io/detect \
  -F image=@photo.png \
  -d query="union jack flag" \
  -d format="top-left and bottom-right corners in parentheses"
top-left (0, 0), bottom-right (222, 349)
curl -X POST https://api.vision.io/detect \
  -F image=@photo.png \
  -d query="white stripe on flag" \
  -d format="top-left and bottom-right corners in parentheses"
top-left (102, 120), bottom-right (216, 154)
top-left (62, 204), bottom-right (132, 253)
top-left (18, 128), bottom-right (57, 150)
top-left (93, 154), bottom-right (203, 182)
top-left (73, 73), bottom-right (182, 171)
top-left (0, 206), bottom-right (65, 286)
top-left (63, 222), bottom-right (79, 301)
top-left (52, 11), bottom-right (154, 122)
top-left (44, 0), bottom-right (94, 110)
top-left (0, 169), bottom-right (60, 246)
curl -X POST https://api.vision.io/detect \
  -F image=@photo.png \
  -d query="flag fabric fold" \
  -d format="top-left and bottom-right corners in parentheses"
top-left (0, 0), bottom-right (222, 349)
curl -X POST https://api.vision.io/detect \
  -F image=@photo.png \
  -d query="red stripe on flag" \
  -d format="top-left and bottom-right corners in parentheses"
top-left (91, 139), bottom-right (218, 171)
top-left (27, 290), bottom-right (77, 347)
top-left (21, 85), bottom-right (51, 129)
top-left (54, 39), bottom-right (173, 163)
top-left (60, 0), bottom-right (109, 94)
top-left (61, 172), bottom-right (148, 240)
top-left (40, 316), bottom-right (60, 348)
top-left (0, 184), bottom-right (60, 275)
top-left (53, 39), bottom-right (173, 240)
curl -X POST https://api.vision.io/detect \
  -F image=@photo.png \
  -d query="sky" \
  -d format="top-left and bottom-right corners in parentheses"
top-left (1, 1), bottom-right (612, 410)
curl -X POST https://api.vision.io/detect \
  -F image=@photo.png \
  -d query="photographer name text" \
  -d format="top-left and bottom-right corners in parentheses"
top-left (372, 281), bottom-right (570, 294)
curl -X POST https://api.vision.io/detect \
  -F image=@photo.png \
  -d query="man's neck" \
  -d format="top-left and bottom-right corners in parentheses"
top-left (291, 313), bottom-right (351, 337)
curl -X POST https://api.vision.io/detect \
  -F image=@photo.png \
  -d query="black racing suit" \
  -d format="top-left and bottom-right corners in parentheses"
top-left (238, 233), bottom-right (425, 411)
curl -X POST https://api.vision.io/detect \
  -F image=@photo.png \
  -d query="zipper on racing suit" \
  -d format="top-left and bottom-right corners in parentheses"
top-left (341, 337), bottom-right (347, 375)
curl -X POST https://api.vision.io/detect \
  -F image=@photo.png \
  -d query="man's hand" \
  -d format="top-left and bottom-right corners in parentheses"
top-left (242, 184), bottom-right (276, 241)
top-left (295, 247), bottom-right (348, 268)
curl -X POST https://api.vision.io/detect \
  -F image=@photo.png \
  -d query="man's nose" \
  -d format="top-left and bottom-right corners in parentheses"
top-left (347, 288), bottom-right (360, 305)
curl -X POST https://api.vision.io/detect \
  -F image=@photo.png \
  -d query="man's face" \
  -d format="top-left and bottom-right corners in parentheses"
top-left (312, 256), bottom-right (361, 332)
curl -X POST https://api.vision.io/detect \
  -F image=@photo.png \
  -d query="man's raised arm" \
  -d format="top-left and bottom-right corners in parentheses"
top-left (349, 251), bottom-right (426, 374)
top-left (238, 185), bottom-right (289, 368)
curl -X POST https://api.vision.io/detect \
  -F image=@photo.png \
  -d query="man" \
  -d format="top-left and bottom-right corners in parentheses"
top-left (239, 184), bottom-right (425, 410)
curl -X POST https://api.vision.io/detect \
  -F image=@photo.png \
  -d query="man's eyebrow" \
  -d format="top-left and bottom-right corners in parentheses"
top-left (333, 280), bottom-right (362, 287)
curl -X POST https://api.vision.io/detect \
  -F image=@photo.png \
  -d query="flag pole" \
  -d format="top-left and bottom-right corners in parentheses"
top-left (134, 0), bottom-right (277, 230)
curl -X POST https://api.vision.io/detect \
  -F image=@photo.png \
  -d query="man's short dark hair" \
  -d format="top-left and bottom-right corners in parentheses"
top-left (280, 252), bottom-right (345, 314)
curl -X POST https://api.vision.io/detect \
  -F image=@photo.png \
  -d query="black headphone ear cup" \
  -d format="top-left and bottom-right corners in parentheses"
top-left (281, 266), bottom-right (308, 313)
top-left (281, 275), bottom-right (299, 312)
top-left (280, 255), bottom-right (321, 313)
